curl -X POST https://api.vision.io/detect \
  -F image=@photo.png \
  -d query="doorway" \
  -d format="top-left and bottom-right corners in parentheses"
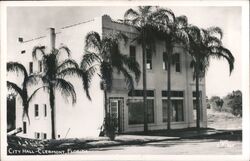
top-left (109, 97), bottom-right (124, 133)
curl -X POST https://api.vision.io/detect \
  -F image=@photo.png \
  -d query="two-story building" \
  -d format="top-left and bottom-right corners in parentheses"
top-left (8, 15), bottom-right (207, 139)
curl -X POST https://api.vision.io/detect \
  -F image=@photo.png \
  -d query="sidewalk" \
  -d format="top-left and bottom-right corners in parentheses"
top-left (7, 128), bottom-right (241, 155)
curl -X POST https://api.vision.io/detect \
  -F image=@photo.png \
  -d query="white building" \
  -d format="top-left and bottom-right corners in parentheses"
top-left (8, 15), bottom-right (207, 139)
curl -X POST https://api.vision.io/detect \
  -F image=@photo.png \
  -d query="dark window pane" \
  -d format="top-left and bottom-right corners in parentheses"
top-left (161, 90), bottom-right (184, 97)
top-left (128, 90), bottom-right (154, 97)
top-left (162, 99), bottom-right (184, 122)
top-left (23, 122), bottom-right (26, 134)
top-left (44, 104), bottom-right (47, 117)
top-left (163, 52), bottom-right (168, 70)
top-left (128, 99), bottom-right (154, 125)
top-left (39, 61), bottom-right (43, 72)
top-left (29, 62), bottom-right (33, 74)
top-left (35, 104), bottom-right (39, 117)
top-left (129, 45), bottom-right (136, 61)
top-left (174, 53), bottom-right (181, 72)
top-left (146, 49), bottom-right (152, 69)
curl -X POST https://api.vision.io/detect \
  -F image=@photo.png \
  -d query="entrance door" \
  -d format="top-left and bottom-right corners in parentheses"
top-left (109, 98), bottom-right (124, 133)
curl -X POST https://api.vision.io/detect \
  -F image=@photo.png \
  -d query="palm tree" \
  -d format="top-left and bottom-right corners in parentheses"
top-left (187, 25), bottom-right (234, 128)
top-left (153, 8), bottom-right (190, 130)
top-left (82, 31), bottom-right (141, 124)
top-left (124, 6), bottom-right (161, 132)
top-left (32, 46), bottom-right (91, 139)
top-left (7, 62), bottom-right (46, 123)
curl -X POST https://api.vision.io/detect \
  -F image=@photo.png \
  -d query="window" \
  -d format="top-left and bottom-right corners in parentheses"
top-left (128, 90), bottom-right (154, 97)
top-left (23, 122), bottom-right (27, 134)
top-left (163, 52), bottom-right (168, 70)
top-left (21, 50), bottom-right (26, 54)
top-left (35, 132), bottom-right (40, 139)
top-left (41, 133), bottom-right (47, 139)
top-left (39, 61), bottom-right (43, 72)
top-left (162, 99), bottom-right (184, 122)
top-left (174, 53), bottom-right (181, 72)
top-left (129, 45), bottom-right (136, 61)
top-left (44, 104), bottom-right (47, 117)
top-left (34, 104), bottom-right (39, 117)
top-left (29, 62), bottom-right (33, 74)
top-left (146, 49), bottom-right (152, 69)
top-left (128, 99), bottom-right (154, 125)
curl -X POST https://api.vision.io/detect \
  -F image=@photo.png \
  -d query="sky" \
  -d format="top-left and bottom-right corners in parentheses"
top-left (7, 5), bottom-right (242, 98)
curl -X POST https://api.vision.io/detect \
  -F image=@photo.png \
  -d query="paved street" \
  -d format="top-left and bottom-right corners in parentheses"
top-left (71, 138), bottom-right (241, 155)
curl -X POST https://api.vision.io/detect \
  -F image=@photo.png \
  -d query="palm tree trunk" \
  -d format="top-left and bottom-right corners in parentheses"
top-left (142, 31), bottom-right (148, 133)
top-left (49, 85), bottom-right (56, 139)
top-left (195, 64), bottom-right (200, 129)
top-left (166, 41), bottom-right (172, 130)
top-left (104, 89), bottom-right (108, 119)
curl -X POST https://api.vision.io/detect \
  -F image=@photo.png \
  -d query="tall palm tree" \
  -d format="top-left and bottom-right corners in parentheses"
top-left (153, 7), bottom-right (190, 129)
top-left (7, 62), bottom-right (46, 123)
top-left (82, 31), bottom-right (141, 123)
top-left (32, 46), bottom-right (91, 139)
top-left (124, 6), bottom-right (160, 132)
top-left (187, 25), bottom-right (234, 128)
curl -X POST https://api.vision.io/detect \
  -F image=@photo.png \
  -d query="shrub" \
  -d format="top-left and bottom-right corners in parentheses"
top-left (210, 96), bottom-right (224, 112)
top-left (104, 114), bottom-right (118, 141)
top-left (223, 90), bottom-right (242, 117)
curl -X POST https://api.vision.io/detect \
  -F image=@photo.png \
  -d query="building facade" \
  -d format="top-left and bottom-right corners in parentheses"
top-left (9, 15), bottom-right (207, 139)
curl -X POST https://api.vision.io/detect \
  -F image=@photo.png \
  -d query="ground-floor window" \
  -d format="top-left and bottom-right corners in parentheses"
top-left (34, 132), bottom-right (40, 139)
top-left (162, 99), bottom-right (184, 122)
top-left (128, 99), bottom-right (154, 125)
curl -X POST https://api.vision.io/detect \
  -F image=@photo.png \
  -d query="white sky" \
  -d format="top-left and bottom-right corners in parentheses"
top-left (7, 6), bottom-right (242, 98)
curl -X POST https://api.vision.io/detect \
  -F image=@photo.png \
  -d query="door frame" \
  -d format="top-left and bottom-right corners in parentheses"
top-left (109, 97), bottom-right (124, 133)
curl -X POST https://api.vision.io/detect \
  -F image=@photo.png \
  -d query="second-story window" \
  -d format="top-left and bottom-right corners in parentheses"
top-left (175, 53), bottom-right (181, 72)
top-left (29, 62), bottom-right (33, 74)
top-left (163, 52), bottom-right (168, 70)
top-left (146, 49), bottom-right (152, 70)
top-left (34, 104), bottom-right (39, 117)
top-left (129, 45), bottom-right (136, 61)
top-left (39, 61), bottom-right (43, 72)
top-left (44, 104), bottom-right (47, 117)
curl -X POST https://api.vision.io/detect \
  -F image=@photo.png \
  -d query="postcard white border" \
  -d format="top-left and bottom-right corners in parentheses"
top-left (1, 0), bottom-right (249, 161)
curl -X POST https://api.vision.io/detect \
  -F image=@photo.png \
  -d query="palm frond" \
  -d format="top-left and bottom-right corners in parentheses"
top-left (27, 86), bottom-right (49, 103)
top-left (55, 78), bottom-right (77, 104)
top-left (32, 46), bottom-right (46, 60)
top-left (100, 62), bottom-right (113, 92)
top-left (7, 62), bottom-right (28, 79)
top-left (57, 59), bottom-right (79, 73)
top-left (85, 31), bottom-right (101, 52)
top-left (25, 74), bottom-right (43, 87)
top-left (81, 51), bottom-right (101, 69)
top-left (57, 67), bottom-right (82, 78)
top-left (121, 55), bottom-right (141, 83)
top-left (57, 45), bottom-right (71, 58)
top-left (7, 81), bottom-right (23, 98)
top-left (119, 66), bottom-right (135, 90)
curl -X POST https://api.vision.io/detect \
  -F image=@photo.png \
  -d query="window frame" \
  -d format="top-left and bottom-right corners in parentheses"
top-left (128, 98), bottom-right (155, 125)
top-left (146, 49), bottom-right (152, 70)
top-left (174, 53), bottom-right (181, 72)
top-left (34, 104), bottom-right (39, 118)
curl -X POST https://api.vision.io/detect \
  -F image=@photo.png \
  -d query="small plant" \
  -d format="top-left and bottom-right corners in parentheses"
top-left (104, 114), bottom-right (118, 141)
